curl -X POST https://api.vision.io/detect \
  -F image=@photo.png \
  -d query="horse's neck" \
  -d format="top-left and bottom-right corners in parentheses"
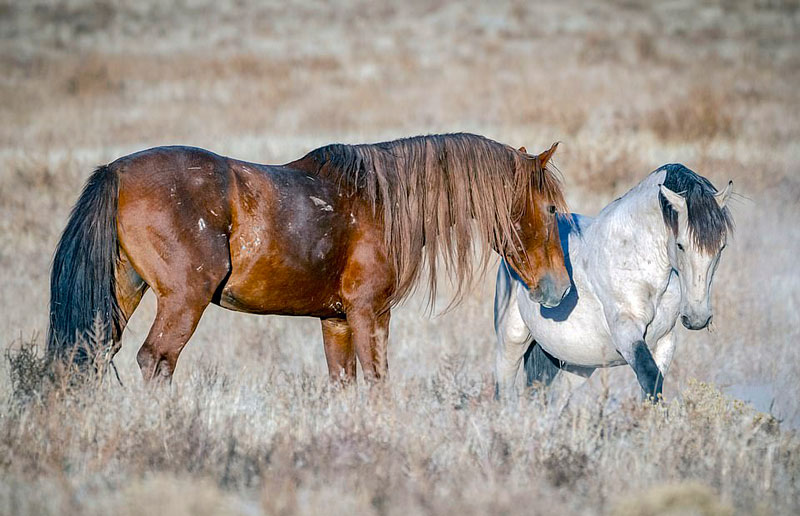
top-left (585, 180), bottom-right (672, 284)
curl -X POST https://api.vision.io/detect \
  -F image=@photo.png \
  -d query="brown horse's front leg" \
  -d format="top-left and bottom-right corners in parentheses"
top-left (338, 215), bottom-right (393, 383)
top-left (320, 317), bottom-right (356, 383)
top-left (347, 308), bottom-right (390, 383)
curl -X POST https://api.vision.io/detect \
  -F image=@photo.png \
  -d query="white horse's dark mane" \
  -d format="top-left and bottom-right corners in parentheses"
top-left (657, 164), bottom-right (733, 253)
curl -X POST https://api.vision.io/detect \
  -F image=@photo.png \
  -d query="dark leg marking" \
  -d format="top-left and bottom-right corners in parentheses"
top-left (523, 341), bottom-right (562, 390)
top-left (631, 340), bottom-right (663, 402)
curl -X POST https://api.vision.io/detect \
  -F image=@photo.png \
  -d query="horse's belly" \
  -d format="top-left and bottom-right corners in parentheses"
top-left (536, 330), bottom-right (624, 367)
top-left (521, 295), bottom-right (625, 368)
top-left (218, 265), bottom-right (342, 317)
top-left (219, 236), bottom-right (345, 317)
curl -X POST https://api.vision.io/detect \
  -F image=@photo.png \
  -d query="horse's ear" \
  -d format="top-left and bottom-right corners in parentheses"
top-left (518, 146), bottom-right (527, 154)
top-left (660, 184), bottom-right (688, 234)
top-left (715, 180), bottom-right (733, 208)
top-left (536, 142), bottom-right (559, 168)
top-left (659, 184), bottom-right (686, 211)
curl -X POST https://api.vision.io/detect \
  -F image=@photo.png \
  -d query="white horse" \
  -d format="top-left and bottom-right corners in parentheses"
top-left (494, 164), bottom-right (733, 401)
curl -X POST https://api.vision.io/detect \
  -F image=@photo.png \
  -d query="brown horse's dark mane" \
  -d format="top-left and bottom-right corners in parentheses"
top-left (290, 133), bottom-right (567, 307)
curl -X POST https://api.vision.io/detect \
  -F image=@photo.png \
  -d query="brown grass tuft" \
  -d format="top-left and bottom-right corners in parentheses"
top-left (613, 482), bottom-right (734, 516)
top-left (543, 444), bottom-right (592, 488)
top-left (64, 55), bottom-right (124, 97)
top-left (646, 86), bottom-right (738, 142)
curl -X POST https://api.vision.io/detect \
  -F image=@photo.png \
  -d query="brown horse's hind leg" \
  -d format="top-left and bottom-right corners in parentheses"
top-left (136, 292), bottom-right (211, 382)
top-left (321, 317), bottom-right (356, 382)
top-left (111, 249), bottom-right (149, 355)
top-left (119, 238), bottom-right (230, 383)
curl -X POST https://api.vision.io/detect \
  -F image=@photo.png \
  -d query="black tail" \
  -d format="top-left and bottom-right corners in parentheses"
top-left (47, 165), bottom-right (121, 365)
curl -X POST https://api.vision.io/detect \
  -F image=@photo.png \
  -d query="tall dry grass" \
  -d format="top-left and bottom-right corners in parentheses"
top-left (2, 343), bottom-right (797, 515)
top-left (1, 0), bottom-right (799, 514)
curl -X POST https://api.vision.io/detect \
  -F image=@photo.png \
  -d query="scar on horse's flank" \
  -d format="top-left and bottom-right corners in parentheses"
top-left (48, 133), bottom-right (570, 384)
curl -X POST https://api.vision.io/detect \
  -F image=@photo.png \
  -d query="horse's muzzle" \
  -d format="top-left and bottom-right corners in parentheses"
top-left (681, 314), bottom-right (712, 330)
top-left (529, 274), bottom-right (571, 308)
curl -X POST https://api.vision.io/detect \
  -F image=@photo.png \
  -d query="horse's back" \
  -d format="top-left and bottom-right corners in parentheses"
top-left (112, 146), bottom-right (356, 317)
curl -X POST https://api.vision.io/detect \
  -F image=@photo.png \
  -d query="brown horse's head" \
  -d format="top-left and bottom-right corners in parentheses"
top-left (503, 143), bottom-right (571, 308)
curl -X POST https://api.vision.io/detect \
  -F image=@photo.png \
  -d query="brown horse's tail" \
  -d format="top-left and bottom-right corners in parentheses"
top-left (47, 164), bottom-right (122, 366)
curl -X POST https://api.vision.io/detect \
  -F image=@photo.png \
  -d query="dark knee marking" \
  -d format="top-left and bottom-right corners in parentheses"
top-left (631, 341), bottom-right (663, 401)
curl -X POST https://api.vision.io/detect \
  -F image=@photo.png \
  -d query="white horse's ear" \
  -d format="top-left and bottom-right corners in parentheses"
top-left (715, 180), bottom-right (733, 208)
top-left (659, 184), bottom-right (686, 211)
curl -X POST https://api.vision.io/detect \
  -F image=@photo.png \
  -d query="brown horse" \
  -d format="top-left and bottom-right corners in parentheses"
top-left (48, 133), bottom-right (570, 383)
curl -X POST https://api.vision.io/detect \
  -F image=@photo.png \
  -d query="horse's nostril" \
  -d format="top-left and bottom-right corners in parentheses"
top-left (681, 315), bottom-right (690, 327)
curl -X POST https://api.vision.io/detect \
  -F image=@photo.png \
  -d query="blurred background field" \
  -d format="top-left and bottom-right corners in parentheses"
top-left (1, 1), bottom-right (799, 514)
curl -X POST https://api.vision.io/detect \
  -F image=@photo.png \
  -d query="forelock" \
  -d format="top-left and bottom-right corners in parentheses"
top-left (657, 164), bottom-right (734, 253)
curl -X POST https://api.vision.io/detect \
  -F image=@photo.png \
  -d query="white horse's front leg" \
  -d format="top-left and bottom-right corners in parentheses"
top-left (610, 316), bottom-right (663, 402)
top-left (494, 263), bottom-right (533, 401)
top-left (652, 331), bottom-right (676, 377)
top-left (495, 310), bottom-right (532, 401)
top-left (648, 270), bottom-right (679, 379)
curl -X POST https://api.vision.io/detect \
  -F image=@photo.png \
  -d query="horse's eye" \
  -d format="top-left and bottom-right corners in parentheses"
top-left (677, 243), bottom-right (685, 252)
top-left (548, 205), bottom-right (557, 215)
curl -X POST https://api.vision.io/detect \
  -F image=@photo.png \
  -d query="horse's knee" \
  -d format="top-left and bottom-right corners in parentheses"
top-left (496, 324), bottom-right (530, 374)
top-left (344, 306), bottom-right (390, 383)
top-left (495, 348), bottom-right (522, 401)
top-left (500, 312), bottom-right (531, 348)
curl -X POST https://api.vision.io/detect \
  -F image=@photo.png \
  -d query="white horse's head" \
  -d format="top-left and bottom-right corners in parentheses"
top-left (659, 177), bottom-right (733, 330)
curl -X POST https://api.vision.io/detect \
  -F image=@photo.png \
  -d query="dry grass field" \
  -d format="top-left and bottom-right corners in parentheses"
top-left (1, 0), bottom-right (799, 514)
